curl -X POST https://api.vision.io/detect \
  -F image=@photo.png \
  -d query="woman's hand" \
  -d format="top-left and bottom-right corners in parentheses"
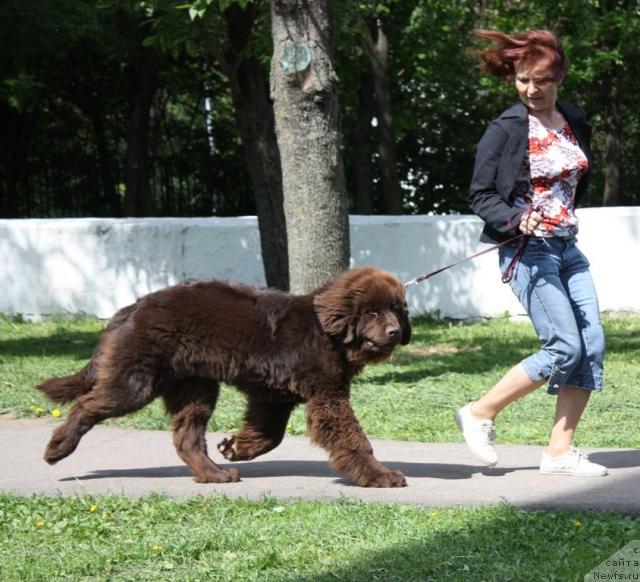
top-left (519, 210), bottom-right (543, 235)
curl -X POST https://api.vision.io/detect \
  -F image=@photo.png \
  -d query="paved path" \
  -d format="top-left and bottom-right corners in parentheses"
top-left (2, 418), bottom-right (639, 515)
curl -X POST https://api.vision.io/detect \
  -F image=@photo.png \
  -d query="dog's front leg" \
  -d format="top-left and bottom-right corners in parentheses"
top-left (218, 399), bottom-right (296, 461)
top-left (305, 393), bottom-right (406, 488)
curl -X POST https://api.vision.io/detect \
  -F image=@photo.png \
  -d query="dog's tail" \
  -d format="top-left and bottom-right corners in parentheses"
top-left (37, 302), bottom-right (139, 404)
top-left (37, 363), bottom-right (96, 404)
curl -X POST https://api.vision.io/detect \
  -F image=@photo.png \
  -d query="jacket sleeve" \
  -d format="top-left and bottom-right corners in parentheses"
top-left (469, 121), bottom-right (525, 235)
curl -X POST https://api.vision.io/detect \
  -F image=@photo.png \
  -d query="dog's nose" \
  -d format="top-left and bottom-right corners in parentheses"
top-left (386, 325), bottom-right (400, 338)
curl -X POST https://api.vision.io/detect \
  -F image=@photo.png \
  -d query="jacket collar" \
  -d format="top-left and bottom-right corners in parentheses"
top-left (499, 100), bottom-right (588, 125)
top-left (499, 101), bottom-right (528, 120)
top-left (557, 101), bottom-right (588, 124)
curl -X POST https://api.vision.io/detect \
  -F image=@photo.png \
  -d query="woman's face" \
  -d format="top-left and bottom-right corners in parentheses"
top-left (514, 60), bottom-right (561, 114)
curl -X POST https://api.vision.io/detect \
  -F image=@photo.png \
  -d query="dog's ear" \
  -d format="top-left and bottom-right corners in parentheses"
top-left (400, 302), bottom-right (412, 345)
top-left (313, 284), bottom-right (357, 342)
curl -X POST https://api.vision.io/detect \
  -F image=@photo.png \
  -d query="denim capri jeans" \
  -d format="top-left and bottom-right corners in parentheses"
top-left (499, 236), bottom-right (605, 395)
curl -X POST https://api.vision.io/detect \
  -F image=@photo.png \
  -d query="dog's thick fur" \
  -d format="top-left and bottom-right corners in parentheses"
top-left (38, 267), bottom-right (411, 487)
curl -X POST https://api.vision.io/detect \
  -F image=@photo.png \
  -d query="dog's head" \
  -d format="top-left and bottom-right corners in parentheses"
top-left (313, 267), bottom-right (411, 364)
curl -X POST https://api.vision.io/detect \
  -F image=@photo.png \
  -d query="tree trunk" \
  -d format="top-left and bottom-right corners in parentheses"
top-left (87, 101), bottom-right (121, 216)
top-left (270, 0), bottom-right (350, 294)
top-left (223, 2), bottom-right (289, 290)
top-left (354, 70), bottom-right (374, 214)
top-left (123, 44), bottom-right (158, 217)
top-left (597, 0), bottom-right (622, 207)
top-left (361, 13), bottom-right (403, 214)
top-left (601, 69), bottom-right (621, 206)
top-left (1, 104), bottom-right (24, 217)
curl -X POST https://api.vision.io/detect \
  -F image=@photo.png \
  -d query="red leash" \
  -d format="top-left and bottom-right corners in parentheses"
top-left (404, 234), bottom-right (527, 287)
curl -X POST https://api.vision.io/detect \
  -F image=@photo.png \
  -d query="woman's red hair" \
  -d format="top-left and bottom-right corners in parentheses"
top-left (472, 29), bottom-right (568, 82)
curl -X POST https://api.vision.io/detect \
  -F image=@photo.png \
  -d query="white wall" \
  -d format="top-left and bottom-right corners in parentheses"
top-left (1, 207), bottom-right (638, 320)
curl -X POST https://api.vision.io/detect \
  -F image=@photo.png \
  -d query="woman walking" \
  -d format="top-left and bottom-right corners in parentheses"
top-left (455, 29), bottom-right (607, 477)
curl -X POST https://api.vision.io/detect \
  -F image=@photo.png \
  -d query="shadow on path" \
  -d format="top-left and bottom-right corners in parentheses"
top-left (59, 460), bottom-right (537, 483)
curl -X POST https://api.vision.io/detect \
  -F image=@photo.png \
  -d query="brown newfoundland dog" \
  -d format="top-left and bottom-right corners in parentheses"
top-left (38, 267), bottom-right (411, 487)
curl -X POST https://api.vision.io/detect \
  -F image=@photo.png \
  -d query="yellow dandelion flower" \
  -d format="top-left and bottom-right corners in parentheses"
top-left (89, 504), bottom-right (97, 512)
top-left (35, 520), bottom-right (44, 528)
top-left (575, 521), bottom-right (582, 528)
top-left (152, 544), bottom-right (163, 552)
top-left (51, 409), bottom-right (61, 418)
top-left (430, 511), bottom-right (439, 517)
top-left (35, 407), bottom-right (44, 415)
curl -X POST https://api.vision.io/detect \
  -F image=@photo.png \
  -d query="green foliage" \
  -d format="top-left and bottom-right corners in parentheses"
top-left (469, 0), bottom-right (640, 206)
top-left (183, 0), bottom-right (252, 21)
top-left (334, 0), bottom-right (640, 212)
top-left (0, 0), bottom-right (251, 218)
top-left (1, 0), bottom-right (639, 217)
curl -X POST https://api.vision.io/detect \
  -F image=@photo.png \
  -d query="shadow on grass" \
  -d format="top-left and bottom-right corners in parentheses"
top-left (2, 317), bottom-right (637, 381)
top-left (0, 330), bottom-right (100, 359)
top-left (283, 509), bottom-right (627, 582)
top-left (365, 338), bottom-right (538, 385)
top-left (281, 460), bottom-right (640, 581)
top-left (605, 328), bottom-right (640, 355)
top-left (365, 318), bottom-right (640, 385)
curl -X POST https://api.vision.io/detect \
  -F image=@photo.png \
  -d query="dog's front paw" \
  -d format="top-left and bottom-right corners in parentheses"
top-left (360, 468), bottom-right (407, 488)
top-left (193, 467), bottom-right (241, 484)
top-left (217, 436), bottom-right (238, 461)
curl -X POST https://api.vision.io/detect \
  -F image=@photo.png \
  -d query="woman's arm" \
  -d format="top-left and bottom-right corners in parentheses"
top-left (469, 121), bottom-right (526, 235)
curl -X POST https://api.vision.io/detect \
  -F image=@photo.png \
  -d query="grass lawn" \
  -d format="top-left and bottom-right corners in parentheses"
top-left (1, 314), bottom-right (639, 580)
top-left (1, 494), bottom-right (639, 581)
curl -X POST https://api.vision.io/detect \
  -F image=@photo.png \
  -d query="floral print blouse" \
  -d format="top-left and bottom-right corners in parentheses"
top-left (513, 114), bottom-right (590, 238)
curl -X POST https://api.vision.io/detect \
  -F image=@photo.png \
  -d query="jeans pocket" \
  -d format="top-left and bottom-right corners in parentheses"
top-left (571, 242), bottom-right (591, 268)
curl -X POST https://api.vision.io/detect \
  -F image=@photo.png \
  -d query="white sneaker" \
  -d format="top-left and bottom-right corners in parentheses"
top-left (454, 402), bottom-right (498, 467)
top-left (540, 447), bottom-right (608, 476)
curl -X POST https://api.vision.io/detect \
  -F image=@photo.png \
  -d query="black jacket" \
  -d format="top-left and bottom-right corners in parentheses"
top-left (469, 100), bottom-right (593, 243)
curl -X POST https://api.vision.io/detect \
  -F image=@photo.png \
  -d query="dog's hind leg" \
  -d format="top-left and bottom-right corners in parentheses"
top-left (44, 367), bottom-right (159, 465)
top-left (217, 396), bottom-right (296, 461)
top-left (163, 379), bottom-right (240, 483)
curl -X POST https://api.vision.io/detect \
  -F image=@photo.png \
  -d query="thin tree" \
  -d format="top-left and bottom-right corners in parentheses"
top-left (360, 8), bottom-right (403, 214)
top-left (122, 15), bottom-right (159, 217)
top-left (222, 2), bottom-right (289, 290)
top-left (354, 70), bottom-right (375, 214)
